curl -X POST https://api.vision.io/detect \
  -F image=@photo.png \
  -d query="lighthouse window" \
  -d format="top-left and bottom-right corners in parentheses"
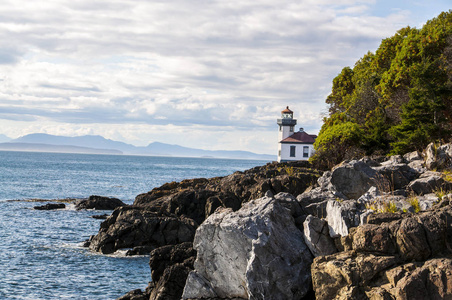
top-left (290, 126), bottom-right (294, 132)
top-left (279, 125), bottom-right (282, 131)
top-left (303, 146), bottom-right (309, 157)
top-left (290, 146), bottom-right (296, 157)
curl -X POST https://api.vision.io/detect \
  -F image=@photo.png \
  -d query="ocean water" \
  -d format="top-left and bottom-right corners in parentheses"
top-left (0, 151), bottom-right (269, 299)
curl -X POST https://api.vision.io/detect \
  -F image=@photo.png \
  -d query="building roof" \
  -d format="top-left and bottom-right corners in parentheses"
top-left (280, 131), bottom-right (317, 144)
top-left (281, 106), bottom-right (293, 114)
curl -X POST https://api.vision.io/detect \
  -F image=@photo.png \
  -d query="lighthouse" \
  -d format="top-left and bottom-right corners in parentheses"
top-left (277, 107), bottom-right (316, 162)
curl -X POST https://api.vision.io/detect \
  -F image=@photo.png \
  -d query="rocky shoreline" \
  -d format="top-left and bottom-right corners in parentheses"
top-left (85, 143), bottom-right (452, 299)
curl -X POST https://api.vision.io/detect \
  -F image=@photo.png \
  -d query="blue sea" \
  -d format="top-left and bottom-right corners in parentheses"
top-left (0, 151), bottom-right (269, 299)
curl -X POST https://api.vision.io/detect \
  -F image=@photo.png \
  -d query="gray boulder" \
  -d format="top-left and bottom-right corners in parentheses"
top-left (297, 160), bottom-right (384, 216)
top-left (182, 194), bottom-right (313, 299)
top-left (425, 142), bottom-right (452, 170)
top-left (326, 200), bottom-right (367, 237)
top-left (403, 151), bottom-right (423, 162)
top-left (303, 215), bottom-right (337, 257)
top-left (330, 160), bottom-right (386, 200)
top-left (373, 161), bottom-right (419, 190)
top-left (408, 171), bottom-right (452, 195)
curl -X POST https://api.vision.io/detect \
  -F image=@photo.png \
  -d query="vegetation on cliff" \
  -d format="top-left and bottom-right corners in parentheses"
top-left (313, 11), bottom-right (452, 169)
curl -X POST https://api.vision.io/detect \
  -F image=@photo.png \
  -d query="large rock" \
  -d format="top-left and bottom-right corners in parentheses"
top-left (134, 162), bottom-right (320, 225)
top-left (408, 171), bottom-right (452, 195)
top-left (303, 215), bottom-right (337, 257)
top-left (149, 242), bottom-right (196, 284)
top-left (182, 194), bottom-right (313, 299)
top-left (34, 203), bottom-right (66, 210)
top-left (89, 207), bottom-right (197, 254)
top-left (392, 258), bottom-right (452, 300)
top-left (150, 263), bottom-right (194, 300)
top-left (330, 160), bottom-right (385, 200)
top-left (313, 254), bottom-right (452, 300)
top-left (312, 198), bottom-right (452, 299)
top-left (326, 200), bottom-right (367, 237)
top-left (395, 217), bottom-right (431, 261)
top-left (352, 223), bottom-right (397, 254)
top-left (311, 251), bottom-right (399, 300)
top-left (373, 160), bottom-right (419, 190)
top-left (75, 195), bottom-right (126, 210)
top-left (425, 142), bottom-right (452, 170)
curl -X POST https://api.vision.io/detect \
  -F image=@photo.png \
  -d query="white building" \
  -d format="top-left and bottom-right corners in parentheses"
top-left (277, 106), bottom-right (317, 162)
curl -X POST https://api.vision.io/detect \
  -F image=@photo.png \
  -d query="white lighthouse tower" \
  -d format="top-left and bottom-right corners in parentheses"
top-left (277, 106), bottom-right (297, 142)
top-left (277, 106), bottom-right (316, 162)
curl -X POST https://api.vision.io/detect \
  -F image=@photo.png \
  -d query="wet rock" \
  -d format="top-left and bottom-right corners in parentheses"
top-left (125, 245), bottom-right (155, 256)
top-left (89, 206), bottom-right (197, 254)
top-left (91, 214), bottom-right (109, 219)
top-left (116, 288), bottom-right (150, 300)
top-left (75, 195), bottom-right (126, 210)
top-left (33, 203), bottom-right (66, 210)
top-left (182, 194), bottom-right (313, 299)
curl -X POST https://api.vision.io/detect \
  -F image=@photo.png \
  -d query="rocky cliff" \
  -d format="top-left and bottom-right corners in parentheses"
top-left (88, 143), bottom-right (452, 299)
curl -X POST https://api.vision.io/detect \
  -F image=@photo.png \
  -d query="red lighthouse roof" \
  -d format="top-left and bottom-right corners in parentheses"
top-left (281, 106), bottom-right (293, 114)
top-left (280, 130), bottom-right (317, 144)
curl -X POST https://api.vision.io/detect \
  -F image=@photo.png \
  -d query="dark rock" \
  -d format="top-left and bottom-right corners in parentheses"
top-left (116, 288), bottom-right (151, 300)
top-left (367, 212), bottom-right (405, 225)
top-left (125, 245), bottom-right (155, 256)
top-left (149, 242), bottom-right (196, 283)
top-left (88, 206), bottom-right (197, 254)
top-left (408, 171), bottom-right (452, 195)
top-left (330, 160), bottom-right (386, 200)
top-left (373, 162), bottom-right (419, 190)
top-left (134, 162), bottom-right (321, 226)
top-left (150, 263), bottom-right (193, 300)
top-left (352, 224), bottom-right (397, 254)
top-left (75, 195), bottom-right (126, 210)
top-left (141, 243), bottom-right (196, 300)
top-left (393, 258), bottom-right (452, 300)
top-left (91, 214), bottom-right (109, 219)
top-left (82, 235), bottom-right (95, 248)
top-left (34, 203), bottom-right (66, 210)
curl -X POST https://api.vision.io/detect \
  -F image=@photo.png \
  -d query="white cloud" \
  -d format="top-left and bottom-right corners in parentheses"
top-left (0, 0), bottom-right (449, 154)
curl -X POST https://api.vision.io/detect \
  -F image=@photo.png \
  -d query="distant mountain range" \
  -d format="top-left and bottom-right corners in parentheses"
top-left (0, 133), bottom-right (275, 160)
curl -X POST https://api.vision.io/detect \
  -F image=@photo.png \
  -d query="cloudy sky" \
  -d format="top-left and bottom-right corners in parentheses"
top-left (0, 1), bottom-right (450, 154)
